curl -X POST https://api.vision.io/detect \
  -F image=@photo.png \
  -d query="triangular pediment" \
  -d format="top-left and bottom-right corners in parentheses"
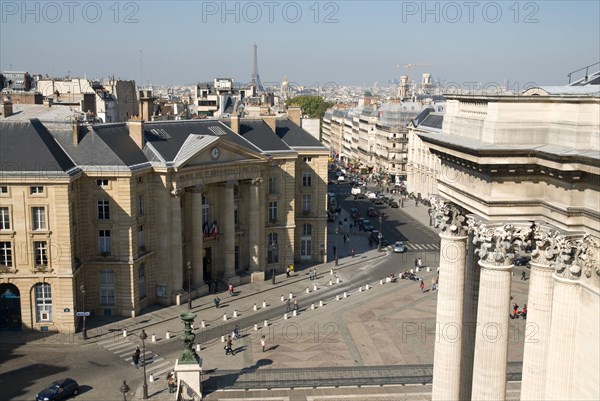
top-left (174, 134), bottom-right (265, 168)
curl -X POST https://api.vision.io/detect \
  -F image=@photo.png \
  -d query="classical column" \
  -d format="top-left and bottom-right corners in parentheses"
top-left (222, 180), bottom-right (238, 283)
top-left (170, 188), bottom-right (184, 293)
top-left (248, 178), bottom-right (262, 272)
top-left (190, 184), bottom-right (206, 287)
top-left (520, 228), bottom-right (559, 400)
top-left (470, 224), bottom-right (516, 400)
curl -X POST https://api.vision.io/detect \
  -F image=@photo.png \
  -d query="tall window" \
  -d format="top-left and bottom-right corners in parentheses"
top-left (0, 242), bottom-right (12, 267)
top-left (35, 283), bottom-right (52, 322)
top-left (138, 225), bottom-right (145, 250)
top-left (302, 171), bottom-right (312, 187)
top-left (301, 224), bottom-right (312, 258)
top-left (268, 176), bottom-right (277, 194)
top-left (99, 270), bottom-right (115, 306)
top-left (99, 230), bottom-right (111, 255)
top-left (302, 194), bottom-right (312, 212)
top-left (234, 206), bottom-right (239, 225)
top-left (302, 223), bottom-right (312, 236)
top-left (138, 194), bottom-right (144, 216)
top-left (32, 207), bottom-right (46, 230)
top-left (34, 241), bottom-right (48, 266)
top-left (0, 207), bottom-right (9, 230)
top-left (268, 201), bottom-right (278, 221)
top-left (202, 196), bottom-right (209, 226)
top-left (267, 233), bottom-right (279, 263)
top-left (97, 199), bottom-right (110, 220)
top-left (139, 264), bottom-right (147, 300)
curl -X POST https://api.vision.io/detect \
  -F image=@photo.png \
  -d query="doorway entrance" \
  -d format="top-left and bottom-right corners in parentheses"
top-left (203, 247), bottom-right (212, 282)
top-left (0, 283), bottom-right (21, 331)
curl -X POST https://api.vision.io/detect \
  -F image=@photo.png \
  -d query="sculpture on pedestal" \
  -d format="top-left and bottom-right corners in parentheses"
top-left (179, 312), bottom-right (198, 364)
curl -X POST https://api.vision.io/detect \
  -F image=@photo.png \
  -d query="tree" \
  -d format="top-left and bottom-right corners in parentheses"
top-left (285, 96), bottom-right (333, 119)
top-left (364, 90), bottom-right (372, 97)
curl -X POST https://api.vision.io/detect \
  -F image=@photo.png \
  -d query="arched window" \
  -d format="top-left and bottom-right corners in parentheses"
top-left (34, 283), bottom-right (52, 322)
top-left (267, 233), bottom-right (278, 264)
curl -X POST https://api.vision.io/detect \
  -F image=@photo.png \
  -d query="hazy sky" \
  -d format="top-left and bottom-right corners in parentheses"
top-left (1, 1), bottom-right (599, 87)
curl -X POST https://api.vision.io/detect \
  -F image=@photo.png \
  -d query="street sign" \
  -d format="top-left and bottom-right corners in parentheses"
top-left (76, 312), bottom-right (90, 317)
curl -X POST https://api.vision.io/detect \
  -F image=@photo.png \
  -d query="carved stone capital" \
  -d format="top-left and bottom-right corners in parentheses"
top-left (529, 227), bottom-right (563, 265)
top-left (573, 234), bottom-right (599, 279)
top-left (473, 223), bottom-right (519, 266)
top-left (250, 177), bottom-right (263, 186)
top-left (192, 183), bottom-right (207, 193)
top-left (225, 179), bottom-right (237, 189)
top-left (171, 188), bottom-right (183, 198)
top-left (430, 197), bottom-right (468, 236)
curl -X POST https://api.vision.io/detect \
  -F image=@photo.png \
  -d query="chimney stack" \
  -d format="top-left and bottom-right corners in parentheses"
top-left (288, 106), bottom-right (301, 127)
top-left (230, 113), bottom-right (240, 134)
top-left (127, 116), bottom-right (145, 149)
top-left (1, 97), bottom-right (13, 118)
top-left (261, 114), bottom-right (276, 134)
top-left (72, 118), bottom-right (80, 145)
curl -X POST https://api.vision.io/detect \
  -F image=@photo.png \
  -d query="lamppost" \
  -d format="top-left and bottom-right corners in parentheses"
top-left (377, 213), bottom-right (383, 252)
top-left (187, 259), bottom-right (192, 310)
top-left (139, 329), bottom-right (149, 399)
top-left (120, 380), bottom-right (130, 401)
top-left (335, 226), bottom-right (340, 266)
top-left (79, 284), bottom-right (87, 340)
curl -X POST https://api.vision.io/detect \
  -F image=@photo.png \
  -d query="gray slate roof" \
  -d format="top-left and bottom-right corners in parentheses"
top-left (275, 119), bottom-right (325, 148)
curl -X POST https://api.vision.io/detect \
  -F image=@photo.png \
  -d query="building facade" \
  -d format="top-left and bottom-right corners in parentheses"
top-left (0, 106), bottom-right (328, 334)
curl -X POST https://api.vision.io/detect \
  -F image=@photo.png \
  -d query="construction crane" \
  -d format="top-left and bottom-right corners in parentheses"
top-left (397, 63), bottom-right (433, 84)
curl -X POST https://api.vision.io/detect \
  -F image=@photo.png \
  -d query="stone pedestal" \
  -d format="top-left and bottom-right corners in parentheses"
top-left (520, 261), bottom-right (554, 400)
top-left (175, 359), bottom-right (203, 400)
top-left (543, 275), bottom-right (580, 400)
top-left (471, 261), bottom-right (513, 400)
top-left (251, 271), bottom-right (265, 283)
top-left (432, 232), bottom-right (468, 401)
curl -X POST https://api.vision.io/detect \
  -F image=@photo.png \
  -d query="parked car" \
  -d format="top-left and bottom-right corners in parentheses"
top-left (514, 255), bottom-right (531, 267)
top-left (389, 201), bottom-right (399, 208)
top-left (360, 219), bottom-right (374, 231)
top-left (394, 241), bottom-right (407, 253)
top-left (337, 175), bottom-right (345, 182)
top-left (367, 207), bottom-right (377, 217)
top-left (366, 191), bottom-right (377, 199)
top-left (373, 198), bottom-right (385, 205)
top-left (356, 193), bottom-right (367, 199)
top-left (36, 378), bottom-right (79, 401)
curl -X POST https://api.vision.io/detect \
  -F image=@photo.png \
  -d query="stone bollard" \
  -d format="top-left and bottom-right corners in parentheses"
top-left (253, 304), bottom-right (257, 311)
top-left (223, 313), bottom-right (227, 321)
top-left (263, 300), bottom-right (267, 308)
top-left (254, 323), bottom-right (258, 331)
top-left (329, 280), bottom-right (333, 286)
top-left (313, 284), bottom-right (317, 291)
top-left (281, 295), bottom-right (285, 302)
top-left (151, 334), bottom-right (156, 343)
top-left (344, 291), bottom-right (347, 298)
top-left (427, 267), bottom-right (431, 272)
top-left (336, 294), bottom-right (340, 301)
top-left (292, 310), bottom-right (297, 317)
top-left (201, 320), bottom-right (206, 328)
top-left (380, 279), bottom-right (384, 285)
top-left (336, 277), bottom-right (340, 284)
top-left (311, 303), bottom-right (315, 310)
top-left (366, 284), bottom-right (370, 290)
top-left (319, 300), bottom-right (324, 307)
top-left (149, 374), bottom-right (155, 383)
top-left (122, 329), bottom-right (127, 338)
top-left (410, 268), bottom-right (414, 274)
top-left (330, 269), bottom-right (334, 275)
top-left (416, 266), bottom-right (420, 272)
top-left (221, 335), bottom-right (225, 342)
top-left (196, 343), bottom-right (201, 352)
top-left (166, 331), bottom-right (171, 340)
top-left (359, 286), bottom-right (363, 293)
top-left (233, 310), bottom-right (238, 318)
top-left (306, 287), bottom-right (310, 294)
top-left (284, 313), bottom-right (288, 320)
top-left (289, 293), bottom-right (293, 300)
top-left (264, 320), bottom-right (268, 327)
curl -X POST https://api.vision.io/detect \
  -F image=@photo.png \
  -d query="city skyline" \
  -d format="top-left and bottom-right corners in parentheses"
top-left (1, 1), bottom-right (599, 87)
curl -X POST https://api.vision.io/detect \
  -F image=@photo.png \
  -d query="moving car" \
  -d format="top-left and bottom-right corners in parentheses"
top-left (394, 241), bottom-right (407, 253)
top-left (350, 208), bottom-right (360, 217)
top-left (36, 378), bottom-right (79, 401)
top-left (514, 255), bottom-right (531, 267)
top-left (367, 207), bottom-right (377, 217)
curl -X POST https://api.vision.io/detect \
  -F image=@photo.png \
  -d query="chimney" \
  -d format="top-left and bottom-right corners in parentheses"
top-left (1, 97), bottom-right (13, 118)
top-left (288, 106), bottom-right (301, 127)
top-left (127, 117), bottom-right (145, 149)
top-left (72, 119), bottom-right (80, 145)
top-left (43, 97), bottom-right (53, 107)
top-left (261, 114), bottom-right (276, 134)
top-left (230, 113), bottom-right (240, 134)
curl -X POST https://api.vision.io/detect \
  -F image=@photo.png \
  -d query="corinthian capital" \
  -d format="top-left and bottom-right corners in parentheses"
top-left (251, 177), bottom-right (263, 186)
top-left (193, 182), bottom-right (207, 193)
top-left (473, 223), bottom-right (518, 265)
top-left (573, 234), bottom-right (599, 278)
top-left (431, 197), bottom-right (468, 236)
top-left (225, 179), bottom-right (238, 189)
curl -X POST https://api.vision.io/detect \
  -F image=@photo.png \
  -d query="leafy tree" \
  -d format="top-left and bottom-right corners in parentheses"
top-left (364, 90), bottom-right (372, 97)
top-left (285, 96), bottom-right (333, 119)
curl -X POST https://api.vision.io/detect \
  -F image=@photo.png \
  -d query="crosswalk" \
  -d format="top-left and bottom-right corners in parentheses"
top-left (97, 337), bottom-right (174, 378)
top-left (405, 243), bottom-right (439, 251)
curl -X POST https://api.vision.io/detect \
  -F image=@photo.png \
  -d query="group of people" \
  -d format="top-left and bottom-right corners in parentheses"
top-left (308, 268), bottom-right (318, 280)
top-left (511, 303), bottom-right (527, 319)
top-left (286, 299), bottom-right (299, 313)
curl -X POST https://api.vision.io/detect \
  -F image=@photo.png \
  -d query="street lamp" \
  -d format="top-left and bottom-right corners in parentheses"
top-left (187, 259), bottom-right (192, 310)
top-left (377, 213), bottom-right (383, 252)
top-left (119, 380), bottom-right (130, 401)
top-left (140, 329), bottom-right (149, 399)
top-left (335, 226), bottom-right (340, 266)
top-left (79, 284), bottom-right (87, 340)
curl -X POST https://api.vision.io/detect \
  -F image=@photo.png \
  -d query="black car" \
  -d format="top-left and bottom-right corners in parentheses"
top-left (389, 201), bottom-right (399, 208)
top-left (514, 255), bottom-right (531, 267)
top-left (367, 207), bottom-right (377, 217)
top-left (37, 378), bottom-right (79, 401)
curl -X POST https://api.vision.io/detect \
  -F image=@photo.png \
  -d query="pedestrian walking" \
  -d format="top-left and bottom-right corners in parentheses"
top-left (228, 282), bottom-right (234, 296)
top-left (286, 298), bottom-right (291, 313)
top-left (232, 324), bottom-right (239, 340)
top-left (313, 268), bottom-right (317, 280)
top-left (213, 296), bottom-right (220, 308)
top-left (286, 266), bottom-right (291, 278)
top-left (417, 258), bottom-right (422, 268)
top-left (414, 258), bottom-right (418, 268)
top-left (420, 279), bottom-right (425, 293)
top-left (225, 335), bottom-right (234, 355)
top-left (293, 300), bottom-right (298, 312)
top-left (521, 271), bottom-right (526, 280)
top-left (261, 335), bottom-right (266, 352)
top-left (333, 245), bottom-right (337, 258)
top-left (132, 347), bottom-right (141, 368)
top-left (431, 277), bottom-right (436, 291)
top-left (351, 248), bottom-right (356, 258)
top-left (167, 371), bottom-right (176, 393)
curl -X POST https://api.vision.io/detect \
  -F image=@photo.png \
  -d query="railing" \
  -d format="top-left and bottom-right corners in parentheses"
top-left (567, 61), bottom-right (600, 84)
top-left (177, 380), bottom-right (201, 401)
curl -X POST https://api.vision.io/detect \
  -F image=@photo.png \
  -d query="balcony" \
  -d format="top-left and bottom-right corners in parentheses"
top-left (0, 265), bottom-right (16, 274)
top-left (32, 264), bottom-right (53, 273)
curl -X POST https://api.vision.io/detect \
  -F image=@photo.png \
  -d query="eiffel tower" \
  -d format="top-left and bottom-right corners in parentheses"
top-left (250, 43), bottom-right (265, 93)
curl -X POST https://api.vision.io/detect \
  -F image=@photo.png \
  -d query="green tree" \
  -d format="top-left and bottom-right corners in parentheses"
top-left (285, 96), bottom-right (333, 119)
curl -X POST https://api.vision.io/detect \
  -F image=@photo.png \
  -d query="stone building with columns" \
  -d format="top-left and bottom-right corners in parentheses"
top-left (422, 85), bottom-right (599, 400)
top-left (0, 103), bottom-right (328, 333)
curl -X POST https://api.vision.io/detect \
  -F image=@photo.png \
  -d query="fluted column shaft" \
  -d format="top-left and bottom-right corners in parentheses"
top-left (432, 233), bottom-right (468, 400)
top-left (222, 182), bottom-right (236, 279)
top-left (471, 261), bottom-right (513, 400)
top-left (520, 261), bottom-right (554, 400)
top-left (170, 193), bottom-right (183, 292)
top-left (191, 191), bottom-right (204, 286)
top-left (248, 180), bottom-right (261, 271)
top-left (543, 275), bottom-right (580, 399)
